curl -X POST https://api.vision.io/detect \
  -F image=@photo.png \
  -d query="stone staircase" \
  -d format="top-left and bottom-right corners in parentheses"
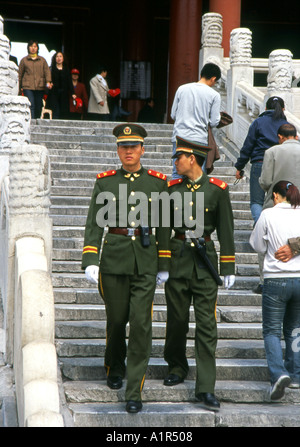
top-left (30, 119), bottom-right (300, 427)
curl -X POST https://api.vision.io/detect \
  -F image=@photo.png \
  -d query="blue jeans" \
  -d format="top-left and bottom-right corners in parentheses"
top-left (23, 89), bottom-right (44, 119)
top-left (250, 162), bottom-right (265, 223)
top-left (262, 278), bottom-right (300, 385)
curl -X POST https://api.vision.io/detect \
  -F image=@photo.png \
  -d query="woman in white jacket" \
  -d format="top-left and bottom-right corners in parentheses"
top-left (250, 180), bottom-right (300, 400)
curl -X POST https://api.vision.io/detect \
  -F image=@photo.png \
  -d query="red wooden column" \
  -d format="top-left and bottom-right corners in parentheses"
top-left (167, 0), bottom-right (202, 123)
top-left (209, 0), bottom-right (241, 56)
top-left (122, 0), bottom-right (152, 122)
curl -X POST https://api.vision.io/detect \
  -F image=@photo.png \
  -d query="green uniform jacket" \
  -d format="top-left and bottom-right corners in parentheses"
top-left (82, 166), bottom-right (171, 275)
top-left (168, 172), bottom-right (235, 279)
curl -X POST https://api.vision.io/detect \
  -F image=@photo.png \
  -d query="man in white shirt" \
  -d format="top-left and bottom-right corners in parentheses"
top-left (170, 63), bottom-right (221, 178)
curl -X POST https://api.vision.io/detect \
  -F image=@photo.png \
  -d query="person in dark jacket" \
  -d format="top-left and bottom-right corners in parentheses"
top-left (47, 51), bottom-right (72, 119)
top-left (235, 96), bottom-right (288, 224)
top-left (69, 68), bottom-right (89, 120)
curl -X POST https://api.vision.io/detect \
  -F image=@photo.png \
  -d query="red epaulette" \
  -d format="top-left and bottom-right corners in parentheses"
top-left (97, 170), bottom-right (117, 179)
top-left (168, 178), bottom-right (183, 187)
top-left (147, 169), bottom-right (167, 180)
top-left (209, 177), bottom-right (228, 190)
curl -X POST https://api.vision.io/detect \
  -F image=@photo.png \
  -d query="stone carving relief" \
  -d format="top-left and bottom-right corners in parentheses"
top-left (230, 28), bottom-right (252, 65)
top-left (8, 144), bottom-right (51, 216)
top-left (201, 13), bottom-right (223, 48)
top-left (0, 96), bottom-right (31, 149)
top-left (267, 49), bottom-right (293, 91)
top-left (0, 15), bottom-right (31, 149)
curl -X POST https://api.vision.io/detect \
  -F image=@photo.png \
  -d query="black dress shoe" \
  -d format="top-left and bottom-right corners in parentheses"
top-left (126, 400), bottom-right (143, 413)
top-left (107, 376), bottom-right (123, 390)
top-left (196, 393), bottom-right (220, 411)
top-left (163, 373), bottom-right (184, 386)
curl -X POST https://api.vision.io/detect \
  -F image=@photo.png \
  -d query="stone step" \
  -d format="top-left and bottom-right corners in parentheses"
top-left (68, 400), bottom-right (300, 427)
top-left (34, 118), bottom-right (174, 130)
top-left (31, 125), bottom-right (173, 138)
top-left (52, 248), bottom-right (257, 265)
top-left (56, 338), bottom-right (268, 360)
top-left (55, 321), bottom-right (263, 341)
top-left (31, 132), bottom-right (172, 145)
top-left (54, 303), bottom-right (262, 323)
top-left (53, 288), bottom-right (262, 306)
top-left (64, 379), bottom-right (300, 406)
top-left (50, 177), bottom-right (250, 191)
top-left (52, 260), bottom-right (259, 277)
top-left (58, 357), bottom-right (268, 382)
top-left (51, 273), bottom-right (260, 290)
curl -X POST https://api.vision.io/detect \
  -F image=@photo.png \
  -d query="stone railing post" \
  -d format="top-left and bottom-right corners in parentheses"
top-left (226, 27), bottom-right (253, 140)
top-left (4, 144), bottom-right (52, 364)
top-left (199, 12), bottom-right (224, 70)
top-left (265, 49), bottom-right (293, 111)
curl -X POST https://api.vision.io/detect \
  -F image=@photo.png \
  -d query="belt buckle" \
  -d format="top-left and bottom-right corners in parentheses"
top-left (127, 228), bottom-right (135, 236)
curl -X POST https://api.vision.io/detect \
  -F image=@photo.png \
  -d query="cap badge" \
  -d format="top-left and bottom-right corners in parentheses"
top-left (124, 126), bottom-right (132, 135)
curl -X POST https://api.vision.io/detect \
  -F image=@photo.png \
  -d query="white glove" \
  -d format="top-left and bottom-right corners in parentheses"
top-left (85, 265), bottom-right (99, 284)
top-left (156, 271), bottom-right (169, 285)
top-left (224, 275), bottom-right (235, 289)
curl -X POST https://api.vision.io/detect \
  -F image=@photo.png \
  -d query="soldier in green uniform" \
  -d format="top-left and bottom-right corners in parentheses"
top-left (163, 136), bottom-right (235, 411)
top-left (82, 123), bottom-right (171, 413)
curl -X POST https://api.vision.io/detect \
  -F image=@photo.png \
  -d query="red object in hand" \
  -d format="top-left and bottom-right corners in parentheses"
top-left (108, 88), bottom-right (120, 97)
top-left (75, 98), bottom-right (83, 109)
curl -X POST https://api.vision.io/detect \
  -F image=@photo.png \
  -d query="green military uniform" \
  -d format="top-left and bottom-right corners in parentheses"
top-left (82, 124), bottom-right (171, 402)
top-left (164, 138), bottom-right (235, 396)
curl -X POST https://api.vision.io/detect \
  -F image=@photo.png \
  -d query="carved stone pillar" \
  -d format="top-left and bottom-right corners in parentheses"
top-left (0, 15), bottom-right (31, 150)
top-left (4, 144), bottom-right (52, 363)
top-left (265, 49), bottom-right (293, 110)
top-left (199, 13), bottom-right (224, 70)
top-left (227, 28), bottom-right (253, 139)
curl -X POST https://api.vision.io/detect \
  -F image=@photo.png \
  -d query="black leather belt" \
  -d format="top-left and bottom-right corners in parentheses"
top-left (108, 227), bottom-right (152, 236)
top-left (174, 232), bottom-right (211, 242)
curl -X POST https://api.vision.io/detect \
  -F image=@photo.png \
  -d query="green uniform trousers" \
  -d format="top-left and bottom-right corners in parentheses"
top-left (100, 272), bottom-right (156, 401)
top-left (164, 268), bottom-right (218, 394)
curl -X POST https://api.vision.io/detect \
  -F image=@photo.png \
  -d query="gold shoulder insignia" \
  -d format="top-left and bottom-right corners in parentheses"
top-left (97, 170), bottom-right (117, 179)
top-left (168, 178), bottom-right (183, 187)
top-left (209, 177), bottom-right (228, 190)
top-left (148, 169), bottom-right (167, 180)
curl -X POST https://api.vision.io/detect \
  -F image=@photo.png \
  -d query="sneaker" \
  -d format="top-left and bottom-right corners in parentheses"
top-left (288, 382), bottom-right (300, 389)
top-left (270, 375), bottom-right (291, 400)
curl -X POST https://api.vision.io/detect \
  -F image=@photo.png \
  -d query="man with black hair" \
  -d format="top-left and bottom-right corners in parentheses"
top-left (170, 63), bottom-right (222, 178)
top-left (88, 66), bottom-right (110, 120)
top-left (163, 136), bottom-right (235, 411)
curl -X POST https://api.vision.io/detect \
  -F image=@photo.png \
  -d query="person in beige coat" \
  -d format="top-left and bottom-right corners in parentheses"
top-left (88, 67), bottom-right (110, 120)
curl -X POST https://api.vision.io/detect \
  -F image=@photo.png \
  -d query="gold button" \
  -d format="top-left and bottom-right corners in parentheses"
top-left (206, 208), bottom-right (208, 212)
top-left (130, 177), bottom-right (134, 181)
top-left (191, 188), bottom-right (194, 192)
top-left (190, 201), bottom-right (193, 206)
top-left (130, 221), bottom-right (135, 227)
top-left (131, 191), bottom-right (135, 196)
top-left (191, 242), bottom-right (195, 247)
top-left (132, 236), bottom-right (136, 241)
top-left (189, 216), bottom-right (193, 221)
top-left (131, 206), bottom-right (135, 211)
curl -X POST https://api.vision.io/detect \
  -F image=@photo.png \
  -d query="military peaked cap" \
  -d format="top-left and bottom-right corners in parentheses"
top-left (113, 123), bottom-right (147, 146)
top-left (172, 136), bottom-right (212, 159)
